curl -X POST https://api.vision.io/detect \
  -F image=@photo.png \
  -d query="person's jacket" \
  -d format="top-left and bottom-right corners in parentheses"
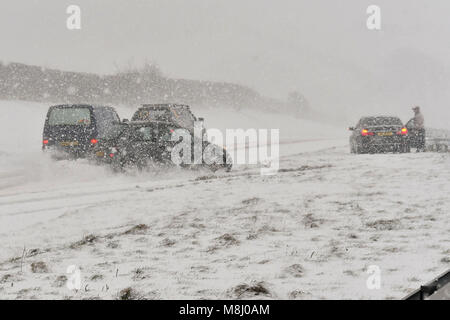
top-left (414, 112), bottom-right (425, 129)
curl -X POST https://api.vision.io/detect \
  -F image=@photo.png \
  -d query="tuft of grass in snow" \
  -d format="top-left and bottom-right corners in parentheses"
top-left (90, 274), bottom-right (104, 281)
top-left (69, 234), bottom-right (99, 249)
top-left (117, 287), bottom-right (143, 300)
top-left (0, 274), bottom-right (13, 283)
top-left (195, 175), bottom-right (218, 181)
top-left (366, 219), bottom-right (401, 231)
top-left (160, 238), bottom-right (176, 247)
top-left (302, 213), bottom-right (323, 228)
top-left (132, 267), bottom-right (150, 281)
top-left (278, 164), bottom-right (332, 173)
top-left (241, 197), bottom-right (260, 206)
top-left (30, 261), bottom-right (49, 273)
top-left (216, 233), bottom-right (240, 246)
top-left (285, 264), bottom-right (304, 278)
top-left (230, 281), bottom-right (272, 299)
top-left (123, 224), bottom-right (150, 235)
top-left (207, 234), bottom-right (240, 253)
top-left (53, 275), bottom-right (67, 287)
top-left (289, 289), bottom-right (310, 299)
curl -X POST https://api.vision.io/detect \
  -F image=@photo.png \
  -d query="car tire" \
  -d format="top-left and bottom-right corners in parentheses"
top-left (405, 145), bottom-right (411, 153)
top-left (111, 163), bottom-right (124, 173)
top-left (400, 143), bottom-right (411, 153)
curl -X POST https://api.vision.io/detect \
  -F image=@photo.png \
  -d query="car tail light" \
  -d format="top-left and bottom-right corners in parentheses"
top-left (90, 139), bottom-right (98, 144)
top-left (43, 139), bottom-right (49, 145)
top-left (361, 129), bottom-right (374, 136)
top-left (398, 127), bottom-right (408, 135)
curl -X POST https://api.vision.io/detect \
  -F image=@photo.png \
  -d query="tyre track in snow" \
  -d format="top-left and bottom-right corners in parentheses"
top-left (0, 138), bottom-right (342, 221)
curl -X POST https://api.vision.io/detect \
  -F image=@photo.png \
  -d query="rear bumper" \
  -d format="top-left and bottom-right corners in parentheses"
top-left (43, 145), bottom-right (88, 158)
top-left (360, 135), bottom-right (408, 146)
top-left (354, 135), bottom-right (409, 153)
top-left (42, 141), bottom-right (101, 160)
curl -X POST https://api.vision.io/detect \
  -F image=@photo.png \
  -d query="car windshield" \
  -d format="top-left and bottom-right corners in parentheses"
top-left (132, 109), bottom-right (171, 122)
top-left (125, 126), bottom-right (157, 141)
top-left (125, 125), bottom-right (174, 142)
top-left (48, 108), bottom-right (91, 126)
top-left (102, 124), bottom-right (125, 140)
top-left (361, 117), bottom-right (402, 127)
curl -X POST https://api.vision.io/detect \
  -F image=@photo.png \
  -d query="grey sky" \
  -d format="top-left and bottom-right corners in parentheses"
top-left (1, 0), bottom-right (450, 127)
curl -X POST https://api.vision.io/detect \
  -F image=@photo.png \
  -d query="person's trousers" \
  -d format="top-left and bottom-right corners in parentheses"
top-left (416, 128), bottom-right (426, 151)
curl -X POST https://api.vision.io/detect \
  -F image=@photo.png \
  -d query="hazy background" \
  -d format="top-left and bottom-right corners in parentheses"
top-left (1, 0), bottom-right (450, 127)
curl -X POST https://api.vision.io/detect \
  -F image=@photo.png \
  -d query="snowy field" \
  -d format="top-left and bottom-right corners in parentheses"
top-left (0, 100), bottom-right (448, 299)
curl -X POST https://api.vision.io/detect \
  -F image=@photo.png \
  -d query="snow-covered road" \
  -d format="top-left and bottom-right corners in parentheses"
top-left (0, 101), bottom-right (448, 299)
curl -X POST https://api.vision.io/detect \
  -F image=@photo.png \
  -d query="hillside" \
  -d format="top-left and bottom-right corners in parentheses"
top-left (0, 62), bottom-right (291, 113)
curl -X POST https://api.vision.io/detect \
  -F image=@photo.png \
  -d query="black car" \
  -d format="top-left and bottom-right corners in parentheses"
top-left (102, 121), bottom-right (232, 172)
top-left (42, 104), bottom-right (121, 159)
top-left (349, 116), bottom-right (410, 154)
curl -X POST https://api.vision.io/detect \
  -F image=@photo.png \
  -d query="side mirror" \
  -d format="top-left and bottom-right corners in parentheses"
top-left (348, 127), bottom-right (355, 131)
top-left (122, 119), bottom-right (129, 123)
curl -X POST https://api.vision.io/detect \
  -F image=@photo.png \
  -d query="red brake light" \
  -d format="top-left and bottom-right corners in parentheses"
top-left (397, 127), bottom-right (408, 135)
top-left (43, 139), bottom-right (49, 145)
top-left (90, 139), bottom-right (98, 144)
top-left (361, 129), bottom-right (374, 136)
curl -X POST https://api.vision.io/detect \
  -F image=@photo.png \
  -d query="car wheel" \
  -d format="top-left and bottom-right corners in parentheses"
top-left (111, 163), bottom-right (124, 173)
top-left (404, 145), bottom-right (411, 153)
top-left (400, 143), bottom-right (410, 153)
top-left (356, 144), bottom-right (365, 154)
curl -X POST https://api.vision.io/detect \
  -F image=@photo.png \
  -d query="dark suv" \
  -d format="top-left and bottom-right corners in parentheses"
top-left (349, 116), bottom-right (410, 154)
top-left (101, 120), bottom-right (232, 172)
top-left (42, 104), bottom-right (121, 158)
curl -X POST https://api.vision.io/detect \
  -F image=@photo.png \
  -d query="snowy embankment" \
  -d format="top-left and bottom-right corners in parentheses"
top-left (0, 100), bottom-right (448, 300)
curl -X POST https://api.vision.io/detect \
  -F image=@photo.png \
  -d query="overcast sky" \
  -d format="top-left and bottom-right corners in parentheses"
top-left (1, 0), bottom-right (450, 127)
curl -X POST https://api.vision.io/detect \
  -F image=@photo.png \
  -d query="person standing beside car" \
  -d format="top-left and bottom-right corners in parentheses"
top-left (412, 106), bottom-right (425, 152)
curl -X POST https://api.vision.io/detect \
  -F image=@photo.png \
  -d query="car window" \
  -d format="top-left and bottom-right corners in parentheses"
top-left (173, 107), bottom-right (195, 129)
top-left (406, 119), bottom-right (415, 128)
top-left (93, 108), bottom-right (120, 138)
top-left (161, 129), bottom-right (173, 142)
top-left (132, 108), bottom-right (171, 122)
top-left (133, 127), bottom-right (153, 140)
top-left (125, 125), bottom-right (175, 142)
top-left (361, 117), bottom-right (402, 127)
top-left (48, 107), bottom-right (91, 126)
top-left (103, 124), bottom-right (125, 140)
top-left (127, 126), bottom-right (157, 141)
